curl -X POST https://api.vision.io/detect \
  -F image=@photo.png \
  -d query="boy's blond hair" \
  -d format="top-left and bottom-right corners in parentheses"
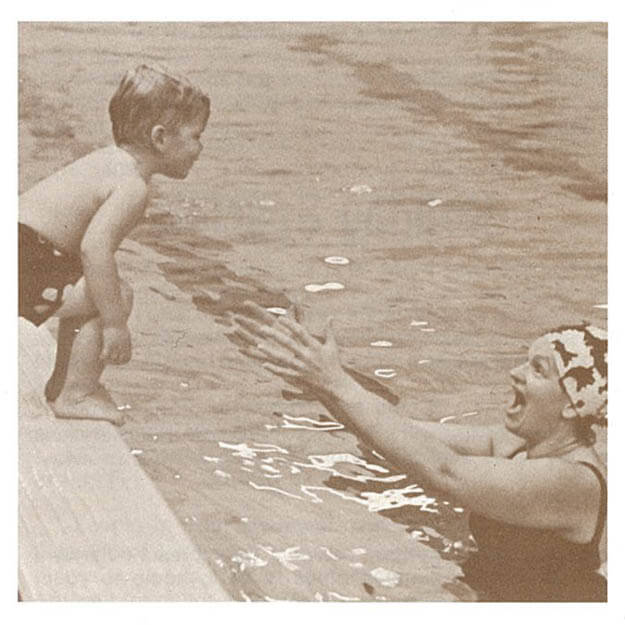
top-left (109, 64), bottom-right (210, 149)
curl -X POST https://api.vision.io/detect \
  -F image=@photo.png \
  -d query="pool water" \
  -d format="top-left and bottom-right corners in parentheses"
top-left (19, 22), bottom-right (607, 600)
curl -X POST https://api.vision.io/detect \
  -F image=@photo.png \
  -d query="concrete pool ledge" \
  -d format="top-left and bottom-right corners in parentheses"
top-left (18, 317), bottom-right (231, 601)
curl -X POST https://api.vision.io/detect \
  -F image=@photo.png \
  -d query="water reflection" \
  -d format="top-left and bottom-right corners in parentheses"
top-left (216, 430), bottom-right (470, 568)
top-left (119, 22), bottom-right (604, 600)
top-left (286, 24), bottom-right (605, 201)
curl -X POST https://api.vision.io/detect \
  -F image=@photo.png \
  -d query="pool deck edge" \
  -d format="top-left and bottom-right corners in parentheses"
top-left (18, 318), bottom-right (231, 601)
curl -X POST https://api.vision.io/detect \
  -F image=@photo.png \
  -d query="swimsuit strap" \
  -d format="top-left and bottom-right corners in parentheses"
top-left (576, 461), bottom-right (607, 545)
top-left (505, 452), bottom-right (606, 544)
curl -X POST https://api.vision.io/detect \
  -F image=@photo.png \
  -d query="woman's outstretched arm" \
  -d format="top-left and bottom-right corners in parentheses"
top-left (230, 304), bottom-right (596, 534)
top-left (231, 302), bottom-right (522, 458)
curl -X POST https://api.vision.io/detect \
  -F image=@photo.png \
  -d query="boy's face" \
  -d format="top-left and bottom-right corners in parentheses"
top-left (158, 116), bottom-right (206, 179)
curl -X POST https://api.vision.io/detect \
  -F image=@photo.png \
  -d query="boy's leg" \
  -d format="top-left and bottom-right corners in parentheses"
top-left (50, 315), bottom-right (123, 423)
top-left (44, 315), bottom-right (83, 402)
top-left (48, 278), bottom-right (133, 425)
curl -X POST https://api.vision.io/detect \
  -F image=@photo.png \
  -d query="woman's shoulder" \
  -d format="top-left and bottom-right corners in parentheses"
top-left (566, 447), bottom-right (606, 483)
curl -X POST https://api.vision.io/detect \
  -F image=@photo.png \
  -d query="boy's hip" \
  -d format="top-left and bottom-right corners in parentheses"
top-left (19, 223), bottom-right (83, 325)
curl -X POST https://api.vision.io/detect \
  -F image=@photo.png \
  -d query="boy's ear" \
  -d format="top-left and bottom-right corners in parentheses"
top-left (150, 125), bottom-right (166, 149)
top-left (561, 403), bottom-right (578, 420)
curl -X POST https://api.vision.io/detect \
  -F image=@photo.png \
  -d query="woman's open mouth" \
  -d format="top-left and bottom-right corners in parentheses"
top-left (506, 386), bottom-right (526, 417)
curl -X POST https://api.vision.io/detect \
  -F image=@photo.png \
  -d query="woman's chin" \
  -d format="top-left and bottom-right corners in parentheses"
top-left (504, 407), bottom-right (524, 432)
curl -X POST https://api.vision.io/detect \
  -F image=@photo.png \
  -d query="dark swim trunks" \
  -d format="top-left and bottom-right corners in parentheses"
top-left (18, 223), bottom-right (83, 326)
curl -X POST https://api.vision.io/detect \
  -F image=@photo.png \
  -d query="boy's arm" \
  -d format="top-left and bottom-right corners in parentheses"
top-left (79, 177), bottom-right (147, 328)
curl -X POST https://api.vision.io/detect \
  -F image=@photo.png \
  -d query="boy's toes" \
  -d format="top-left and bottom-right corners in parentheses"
top-left (49, 391), bottom-right (127, 426)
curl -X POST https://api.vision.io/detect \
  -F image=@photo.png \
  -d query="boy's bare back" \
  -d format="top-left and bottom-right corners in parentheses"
top-left (19, 145), bottom-right (148, 256)
top-left (19, 64), bottom-right (210, 425)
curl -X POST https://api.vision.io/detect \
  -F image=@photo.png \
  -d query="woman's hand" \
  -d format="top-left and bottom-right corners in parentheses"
top-left (230, 301), bottom-right (349, 396)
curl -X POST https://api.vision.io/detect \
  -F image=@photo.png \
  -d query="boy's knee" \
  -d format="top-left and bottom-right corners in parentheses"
top-left (120, 280), bottom-right (134, 317)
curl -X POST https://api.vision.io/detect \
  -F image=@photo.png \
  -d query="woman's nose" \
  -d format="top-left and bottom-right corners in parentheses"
top-left (510, 364), bottom-right (525, 382)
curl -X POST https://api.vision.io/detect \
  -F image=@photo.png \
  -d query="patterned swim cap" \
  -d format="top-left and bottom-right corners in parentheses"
top-left (542, 324), bottom-right (607, 421)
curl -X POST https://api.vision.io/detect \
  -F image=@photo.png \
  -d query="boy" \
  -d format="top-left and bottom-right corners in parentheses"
top-left (19, 64), bottom-right (210, 425)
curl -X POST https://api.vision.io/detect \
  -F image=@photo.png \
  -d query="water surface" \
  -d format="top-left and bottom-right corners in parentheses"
top-left (18, 22), bottom-right (607, 601)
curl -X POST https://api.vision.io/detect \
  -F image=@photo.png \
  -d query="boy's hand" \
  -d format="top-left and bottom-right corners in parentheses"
top-left (100, 325), bottom-right (132, 365)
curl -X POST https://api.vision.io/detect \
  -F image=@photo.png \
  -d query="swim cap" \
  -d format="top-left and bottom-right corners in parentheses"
top-left (542, 324), bottom-right (607, 421)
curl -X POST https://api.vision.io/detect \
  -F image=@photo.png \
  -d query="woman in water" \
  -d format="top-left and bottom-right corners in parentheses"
top-left (232, 304), bottom-right (607, 602)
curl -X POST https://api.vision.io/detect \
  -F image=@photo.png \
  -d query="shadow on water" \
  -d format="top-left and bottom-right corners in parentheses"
top-left (137, 216), bottom-right (402, 406)
top-left (288, 27), bottom-right (606, 202)
top-left (134, 221), bottom-right (480, 599)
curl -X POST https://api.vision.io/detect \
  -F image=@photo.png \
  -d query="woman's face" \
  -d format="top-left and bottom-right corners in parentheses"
top-left (505, 336), bottom-right (572, 440)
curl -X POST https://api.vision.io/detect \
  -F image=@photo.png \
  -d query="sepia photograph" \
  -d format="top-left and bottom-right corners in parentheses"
top-left (15, 13), bottom-right (614, 612)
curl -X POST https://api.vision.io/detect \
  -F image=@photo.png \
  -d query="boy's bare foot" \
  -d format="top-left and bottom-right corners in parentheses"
top-left (48, 384), bottom-right (125, 426)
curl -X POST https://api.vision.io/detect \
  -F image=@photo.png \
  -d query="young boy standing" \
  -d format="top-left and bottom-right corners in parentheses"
top-left (19, 64), bottom-right (210, 425)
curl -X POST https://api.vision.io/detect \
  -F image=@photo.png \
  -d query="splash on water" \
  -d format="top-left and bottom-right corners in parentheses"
top-left (440, 415), bottom-right (457, 423)
top-left (274, 412), bottom-right (343, 431)
top-left (344, 184), bottom-right (373, 194)
top-left (374, 369), bottom-right (397, 378)
top-left (320, 546), bottom-right (339, 560)
top-left (304, 282), bottom-right (345, 293)
top-left (360, 485), bottom-right (438, 513)
top-left (300, 485), bottom-right (365, 505)
top-left (314, 591), bottom-right (360, 601)
top-left (326, 591), bottom-right (361, 601)
top-left (370, 567), bottom-right (401, 588)
top-left (263, 456), bottom-right (302, 474)
top-left (300, 482), bottom-right (439, 514)
top-left (308, 453), bottom-right (389, 472)
top-left (259, 545), bottom-right (310, 571)
top-left (249, 481), bottom-right (304, 500)
top-left (293, 452), bottom-right (405, 484)
top-left (219, 441), bottom-right (290, 459)
top-left (232, 551), bottom-right (268, 572)
top-left (324, 256), bottom-right (350, 265)
top-left (410, 529), bottom-right (430, 542)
